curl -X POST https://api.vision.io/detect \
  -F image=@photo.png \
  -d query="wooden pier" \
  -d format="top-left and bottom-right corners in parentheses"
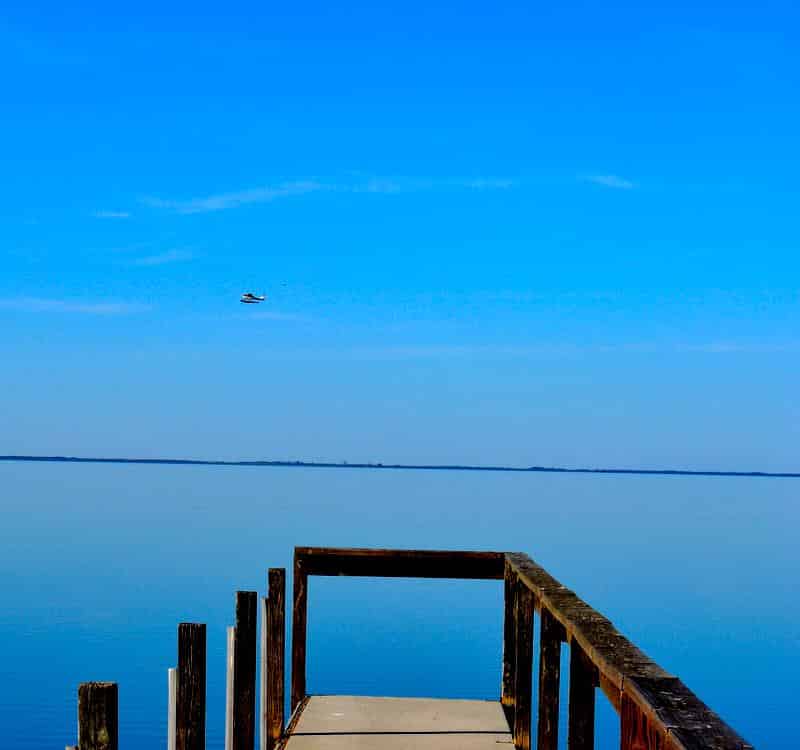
top-left (68, 546), bottom-right (753, 750)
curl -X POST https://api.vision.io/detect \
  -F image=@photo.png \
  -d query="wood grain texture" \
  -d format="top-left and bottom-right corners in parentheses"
top-left (567, 640), bottom-right (597, 750)
top-left (291, 552), bottom-right (308, 713)
top-left (294, 547), bottom-right (504, 579)
top-left (513, 583), bottom-right (534, 750)
top-left (505, 552), bottom-right (751, 750)
top-left (233, 592), bottom-right (258, 750)
top-left (78, 682), bottom-right (118, 750)
top-left (537, 609), bottom-right (564, 750)
top-left (501, 560), bottom-right (518, 722)
top-left (177, 623), bottom-right (206, 750)
top-left (266, 569), bottom-right (286, 750)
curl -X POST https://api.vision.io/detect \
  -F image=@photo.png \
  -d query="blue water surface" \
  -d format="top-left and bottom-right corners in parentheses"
top-left (0, 463), bottom-right (796, 748)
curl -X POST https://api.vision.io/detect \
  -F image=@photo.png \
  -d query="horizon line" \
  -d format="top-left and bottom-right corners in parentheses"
top-left (1, 455), bottom-right (798, 479)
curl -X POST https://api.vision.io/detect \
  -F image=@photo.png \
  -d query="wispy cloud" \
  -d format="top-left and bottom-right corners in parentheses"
top-left (142, 181), bottom-right (324, 214)
top-left (582, 175), bottom-right (636, 190)
top-left (143, 176), bottom-right (516, 214)
top-left (133, 249), bottom-right (194, 266)
top-left (0, 297), bottom-right (151, 314)
top-left (93, 210), bottom-right (131, 219)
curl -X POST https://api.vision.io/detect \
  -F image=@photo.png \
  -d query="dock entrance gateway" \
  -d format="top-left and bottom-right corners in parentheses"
top-left (68, 547), bottom-right (753, 750)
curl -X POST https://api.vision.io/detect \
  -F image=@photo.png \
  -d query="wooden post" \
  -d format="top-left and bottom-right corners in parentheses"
top-left (225, 627), bottom-right (235, 750)
top-left (567, 640), bottom-right (597, 750)
top-left (177, 623), bottom-right (206, 750)
top-left (168, 668), bottom-right (177, 750)
top-left (260, 598), bottom-right (268, 750)
top-left (290, 553), bottom-right (308, 712)
top-left (620, 693), bottom-right (657, 750)
top-left (78, 682), bottom-right (118, 750)
top-left (233, 591), bottom-right (258, 750)
top-left (513, 583), bottom-right (534, 750)
top-left (501, 559), bottom-right (518, 723)
top-left (267, 569), bottom-right (286, 750)
top-left (537, 608), bottom-right (564, 750)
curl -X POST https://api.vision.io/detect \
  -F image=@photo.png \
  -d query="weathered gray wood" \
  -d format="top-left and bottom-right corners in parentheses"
top-left (502, 560), bottom-right (518, 723)
top-left (233, 592), bottom-right (258, 750)
top-left (567, 640), bottom-right (597, 750)
top-left (177, 623), bottom-right (206, 750)
top-left (291, 552), bottom-right (308, 712)
top-left (294, 547), bottom-right (504, 579)
top-left (225, 627), bottom-right (235, 750)
top-left (168, 668), bottom-right (177, 750)
top-left (513, 583), bottom-right (534, 750)
top-left (267, 569), bottom-right (286, 750)
top-left (537, 609), bottom-right (564, 750)
top-left (78, 682), bottom-right (118, 750)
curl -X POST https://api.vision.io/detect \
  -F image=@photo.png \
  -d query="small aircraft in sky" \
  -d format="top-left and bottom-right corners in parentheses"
top-left (240, 292), bottom-right (266, 304)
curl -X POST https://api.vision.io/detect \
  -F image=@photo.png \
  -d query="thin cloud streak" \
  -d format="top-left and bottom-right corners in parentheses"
top-left (583, 175), bottom-right (636, 190)
top-left (0, 297), bottom-right (151, 314)
top-left (143, 176), bottom-right (516, 214)
top-left (93, 210), bottom-right (131, 219)
top-left (133, 249), bottom-right (194, 266)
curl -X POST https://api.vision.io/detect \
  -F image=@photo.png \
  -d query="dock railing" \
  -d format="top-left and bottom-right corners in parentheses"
top-left (68, 545), bottom-right (753, 750)
top-left (288, 546), bottom-right (752, 750)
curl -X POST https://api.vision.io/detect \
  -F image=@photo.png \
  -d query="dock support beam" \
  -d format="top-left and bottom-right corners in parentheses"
top-left (78, 682), bottom-right (118, 750)
top-left (567, 639), bottom-right (597, 750)
top-left (513, 584), bottom-right (534, 750)
top-left (233, 592), bottom-right (258, 750)
top-left (266, 569), bottom-right (286, 750)
top-left (501, 561), bottom-right (518, 724)
top-left (177, 623), bottom-right (206, 750)
top-left (537, 609), bottom-right (564, 750)
top-left (290, 553), bottom-right (308, 712)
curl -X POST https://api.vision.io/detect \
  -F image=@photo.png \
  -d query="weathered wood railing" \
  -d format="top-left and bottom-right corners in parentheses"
top-left (68, 546), bottom-right (753, 750)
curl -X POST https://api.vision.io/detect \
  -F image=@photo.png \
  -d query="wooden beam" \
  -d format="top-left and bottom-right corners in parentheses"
top-left (291, 552), bottom-right (308, 712)
top-left (233, 592), bottom-right (257, 750)
top-left (513, 583), bottom-right (534, 750)
top-left (537, 609), bottom-right (564, 750)
top-left (266, 569), bottom-right (286, 750)
top-left (78, 682), bottom-right (118, 750)
top-left (501, 560), bottom-right (518, 723)
top-left (505, 552), bottom-right (751, 750)
top-left (177, 623), bottom-right (206, 750)
top-left (567, 639), bottom-right (597, 750)
top-left (294, 547), bottom-right (504, 579)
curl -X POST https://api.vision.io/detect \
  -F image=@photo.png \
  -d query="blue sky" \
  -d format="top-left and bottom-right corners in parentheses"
top-left (1, 0), bottom-right (798, 468)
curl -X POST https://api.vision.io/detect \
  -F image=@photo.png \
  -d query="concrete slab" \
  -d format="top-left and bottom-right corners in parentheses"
top-left (284, 695), bottom-right (513, 749)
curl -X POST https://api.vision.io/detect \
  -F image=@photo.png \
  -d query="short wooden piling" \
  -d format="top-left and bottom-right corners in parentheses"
top-left (78, 681), bottom-right (118, 750)
top-left (537, 609), bottom-right (564, 750)
top-left (266, 569), bottom-right (286, 750)
top-left (501, 561), bottom-right (518, 722)
top-left (260, 598), bottom-right (268, 750)
top-left (177, 623), bottom-right (206, 750)
top-left (290, 555), bottom-right (308, 712)
top-left (233, 591), bottom-right (258, 750)
top-left (225, 627), bottom-right (235, 750)
top-left (513, 583), bottom-right (534, 750)
top-left (168, 668), bottom-right (177, 750)
top-left (567, 639), bottom-right (597, 750)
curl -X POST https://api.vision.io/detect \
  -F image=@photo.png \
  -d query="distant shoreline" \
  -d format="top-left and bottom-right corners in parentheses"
top-left (1, 455), bottom-right (798, 478)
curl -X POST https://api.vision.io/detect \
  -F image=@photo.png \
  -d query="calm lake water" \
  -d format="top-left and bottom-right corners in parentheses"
top-left (0, 463), bottom-right (796, 748)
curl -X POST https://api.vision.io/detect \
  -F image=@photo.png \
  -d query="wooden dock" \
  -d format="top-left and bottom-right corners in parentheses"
top-left (67, 546), bottom-right (754, 750)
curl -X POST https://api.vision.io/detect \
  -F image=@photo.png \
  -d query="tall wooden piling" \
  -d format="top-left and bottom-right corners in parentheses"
top-left (266, 569), bottom-right (286, 750)
top-left (513, 583), bottom-right (534, 750)
top-left (537, 609), bottom-right (564, 750)
top-left (225, 627), bottom-right (235, 750)
top-left (177, 623), bottom-right (206, 750)
top-left (78, 682), bottom-right (118, 750)
top-left (233, 591), bottom-right (258, 750)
